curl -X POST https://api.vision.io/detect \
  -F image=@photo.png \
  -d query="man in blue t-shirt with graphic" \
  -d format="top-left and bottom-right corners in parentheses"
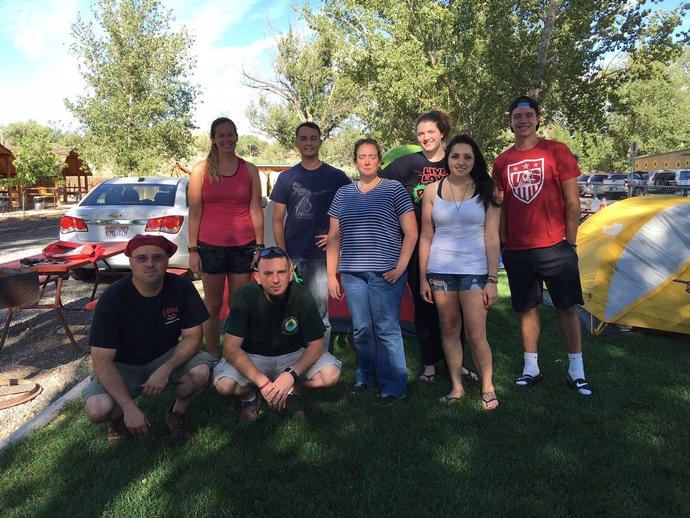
top-left (270, 122), bottom-right (351, 350)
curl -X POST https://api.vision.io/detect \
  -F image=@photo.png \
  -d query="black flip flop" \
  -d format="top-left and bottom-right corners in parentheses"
top-left (515, 373), bottom-right (543, 386)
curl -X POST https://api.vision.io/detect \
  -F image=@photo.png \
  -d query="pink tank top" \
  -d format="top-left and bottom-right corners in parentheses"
top-left (199, 158), bottom-right (255, 246)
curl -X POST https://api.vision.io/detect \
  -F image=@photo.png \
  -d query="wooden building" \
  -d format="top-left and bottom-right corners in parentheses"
top-left (0, 144), bottom-right (16, 180)
top-left (60, 149), bottom-right (92, 202)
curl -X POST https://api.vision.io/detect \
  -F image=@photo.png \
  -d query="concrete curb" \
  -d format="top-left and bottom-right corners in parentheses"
top-left (0, 375), bottom-right (89, 452)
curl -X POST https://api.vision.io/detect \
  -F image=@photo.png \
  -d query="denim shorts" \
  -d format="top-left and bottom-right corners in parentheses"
top-left (426, 272), bottom-right (487, 291)
top-left (198, 240), bottom-right (255, 274)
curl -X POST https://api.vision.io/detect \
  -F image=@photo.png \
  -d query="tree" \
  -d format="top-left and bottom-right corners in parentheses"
top-left (1, 129), bottom-right (61, 213)
top-left (0, 120), bottom-right (78, 149)
top-left (66, 0), bottom-right (198, 176)
top-left (243, 28), bottom-right (361, 147)
top-left (304, 0), bottom-right (689, 154)
top-left (236, 135), bottom-right (269, 158)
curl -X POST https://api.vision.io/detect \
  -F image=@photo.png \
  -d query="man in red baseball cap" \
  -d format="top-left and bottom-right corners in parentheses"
top-left (84, 234), bottom-right (214, 443)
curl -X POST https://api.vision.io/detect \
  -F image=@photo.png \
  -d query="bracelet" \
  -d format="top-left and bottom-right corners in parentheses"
top-left (486, 277), bottom-right (498, 284)
top-left (258, 379), bottom-right (270, 390)
top-left (255, 243), bottom-right (265, 249)
top-left (187, 246), bottom-right (200, 253)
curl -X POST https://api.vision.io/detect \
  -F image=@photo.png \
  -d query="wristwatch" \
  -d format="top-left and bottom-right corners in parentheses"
top-left (284, 367), bottom-right (299, 382)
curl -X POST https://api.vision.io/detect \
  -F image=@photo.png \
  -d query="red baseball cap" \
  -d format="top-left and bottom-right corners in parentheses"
top-left (124, 234), bottom-right (178, 257)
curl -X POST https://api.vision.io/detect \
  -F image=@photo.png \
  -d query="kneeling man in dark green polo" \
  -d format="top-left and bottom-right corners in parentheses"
top-left (214, 246), bottom-right (341, 425)
top-left (84, 234), bottom-right (214, 443)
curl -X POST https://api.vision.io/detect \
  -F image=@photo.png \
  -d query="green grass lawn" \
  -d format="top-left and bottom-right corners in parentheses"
top-left (1, 274), bottom-right (689, 517)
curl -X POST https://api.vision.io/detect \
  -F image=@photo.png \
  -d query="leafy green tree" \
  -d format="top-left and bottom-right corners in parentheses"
top-left (236, 135), bottom-right (269, 158)
top-left (0, 121), bottom-right (78, 149)
top-left (1, 130), bottom-right (61, 212)
top-left (66, 0), bottom-right (198, 176)
top-left (243, 28), bottom-right (361, 147)
top-left (304, 0), bottom-right (689, 154)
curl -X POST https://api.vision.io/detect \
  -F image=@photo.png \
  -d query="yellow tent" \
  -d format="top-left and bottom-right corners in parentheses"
top-left (577, 195), bottom-right (690, 335)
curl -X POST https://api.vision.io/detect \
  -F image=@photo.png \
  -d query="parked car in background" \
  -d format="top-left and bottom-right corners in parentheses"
top-left (602, 173), bottom-right (628, 198)
top-left (672, 169), bottom-right (690, 196)
top-left (584, 173), bottom-right (608, 197)
top-left (625, 171), bottom-right (650, 196)
top-left (59, 177), bottom-right (190, 279)
top-left (647, 171), bottom-right (677, 194)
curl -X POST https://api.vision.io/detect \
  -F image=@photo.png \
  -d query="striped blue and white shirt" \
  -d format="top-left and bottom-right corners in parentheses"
top-left (328, 178), bottom-right (414, 272)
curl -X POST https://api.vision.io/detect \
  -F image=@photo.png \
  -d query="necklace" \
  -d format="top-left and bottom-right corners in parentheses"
top-left (447, 178), bottom-right (473, 210)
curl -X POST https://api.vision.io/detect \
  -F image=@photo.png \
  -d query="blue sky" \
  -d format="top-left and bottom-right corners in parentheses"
top-left (0, 0), bottom-right (320, 134)
top-left (0, 0), bottom-right (687, 137)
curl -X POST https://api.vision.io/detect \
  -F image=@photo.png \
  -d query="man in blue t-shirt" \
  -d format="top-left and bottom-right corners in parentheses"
top-left (270, 122), bottom-right (351, 350)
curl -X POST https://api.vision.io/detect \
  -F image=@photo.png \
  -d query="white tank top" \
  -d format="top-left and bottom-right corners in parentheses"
top-left (427, 189), bottom-right (488, 275)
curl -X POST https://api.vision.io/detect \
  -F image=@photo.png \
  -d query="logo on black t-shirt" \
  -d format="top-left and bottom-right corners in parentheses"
top-left (162, 306), bottom-right (180, 325)
top-left (282, 316), bottom-right (299, 335)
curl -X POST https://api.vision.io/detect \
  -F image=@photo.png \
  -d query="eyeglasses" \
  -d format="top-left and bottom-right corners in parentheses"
top-left (259, 246), bottom-right (288, 258)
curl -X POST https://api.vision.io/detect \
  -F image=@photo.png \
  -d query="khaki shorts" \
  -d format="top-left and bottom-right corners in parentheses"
top-left (213, 348), bottom-right (341, 387)
top-left (83, 348), bottom-right (215, 400)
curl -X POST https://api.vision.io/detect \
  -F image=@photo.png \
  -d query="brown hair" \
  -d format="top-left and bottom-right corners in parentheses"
top-left (205, 117), bottom-right (238, 183)
top-left (415, 110), bottom-right (453, 140)
top-left (352, 138), bottom-right (383, 162)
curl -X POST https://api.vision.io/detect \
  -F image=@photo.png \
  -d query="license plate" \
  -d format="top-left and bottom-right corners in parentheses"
top-left (105, 225), bottom-right (129, 237)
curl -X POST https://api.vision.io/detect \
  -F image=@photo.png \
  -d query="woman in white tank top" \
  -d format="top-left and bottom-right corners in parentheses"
top-left (418, 134), bottom-right (501, 410)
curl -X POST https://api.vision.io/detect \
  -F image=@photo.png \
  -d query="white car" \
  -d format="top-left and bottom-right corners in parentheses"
top-left (59, 177), bottom-right (190, 277)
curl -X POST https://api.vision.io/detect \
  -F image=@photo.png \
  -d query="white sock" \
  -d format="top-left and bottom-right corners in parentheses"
top-left (522, 352), bottom-right (540, 377)
top-left (242, 391), bottom-right (257, 403)
top-left (568, 353), bottom-right (585, 380)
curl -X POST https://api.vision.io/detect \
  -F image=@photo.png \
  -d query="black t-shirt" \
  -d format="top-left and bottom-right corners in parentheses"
top-left (380, 152), bottom-right (447, 222)
top-left (224, 282), bottom-right (325, 356)
top-left (89, 273), bottom-right (210, 365)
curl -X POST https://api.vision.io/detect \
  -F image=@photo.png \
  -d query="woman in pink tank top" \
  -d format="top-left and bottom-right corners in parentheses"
top-left (188, 117), bottom-right (264, 358)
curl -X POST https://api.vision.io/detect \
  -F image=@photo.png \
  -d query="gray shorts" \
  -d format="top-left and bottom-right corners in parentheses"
top-left (213, 348), bottom-right (342, 387)
top-left (83, 348), bottom-right (215, 400)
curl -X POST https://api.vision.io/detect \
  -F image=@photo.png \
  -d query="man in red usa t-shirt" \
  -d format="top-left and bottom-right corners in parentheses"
top-left (492, 95), bottom-right (592, 396)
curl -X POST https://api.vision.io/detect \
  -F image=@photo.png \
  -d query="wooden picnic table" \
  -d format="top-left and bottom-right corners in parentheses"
top-left (0, 241), bottom-right (127, 351)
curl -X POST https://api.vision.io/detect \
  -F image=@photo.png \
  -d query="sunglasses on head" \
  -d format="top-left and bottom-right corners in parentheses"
top-left (259, 246), bottom-right (288, 258)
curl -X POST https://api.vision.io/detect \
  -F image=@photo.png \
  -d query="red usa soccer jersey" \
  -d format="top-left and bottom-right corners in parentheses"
top-left (492, 139), bottom-right (580, 251)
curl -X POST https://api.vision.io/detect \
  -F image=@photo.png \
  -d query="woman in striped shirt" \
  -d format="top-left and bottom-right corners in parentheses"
top-left (326, 138), bottom-right (418, 406)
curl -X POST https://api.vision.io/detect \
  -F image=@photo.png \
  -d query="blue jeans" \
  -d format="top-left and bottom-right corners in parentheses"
top-left (295, 259), bottom-right (331, 351)
top-left (340, 271), bottom-right (408, 397)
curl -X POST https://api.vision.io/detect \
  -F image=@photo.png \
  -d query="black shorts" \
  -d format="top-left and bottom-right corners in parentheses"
top-left (502, 240), bottom-right (583, 313)
top-left (198, 240), bottom-right (255, 274)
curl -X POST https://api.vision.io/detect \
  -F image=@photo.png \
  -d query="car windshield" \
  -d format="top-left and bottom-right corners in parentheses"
top-left (81, 183), bottom-right (177, 206)
top-left (590, 175), bottom-right (607, 182)
top-left (608, 174), bottom-right (626, 180)
top-left (679, 171), bottom-right (690, 180)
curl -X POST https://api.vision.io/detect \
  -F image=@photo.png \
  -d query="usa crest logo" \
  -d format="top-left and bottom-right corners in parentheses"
top-left (507, 159), bottom-right (544, 204)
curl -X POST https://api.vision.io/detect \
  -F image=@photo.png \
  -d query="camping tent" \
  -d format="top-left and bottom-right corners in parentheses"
top-left (577, 195), bottom-right (690, 335)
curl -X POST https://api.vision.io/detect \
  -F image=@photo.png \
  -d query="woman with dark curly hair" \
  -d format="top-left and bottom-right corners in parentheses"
top-left (418, 134), bottom-right (501, 410)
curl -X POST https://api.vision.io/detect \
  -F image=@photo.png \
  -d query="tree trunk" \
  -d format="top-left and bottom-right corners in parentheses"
top-left (530, 0), bottom-right (561, 99)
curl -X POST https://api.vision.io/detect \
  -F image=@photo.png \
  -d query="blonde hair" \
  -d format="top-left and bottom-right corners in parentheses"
top-left (205, 117), bottom-right (238, 183)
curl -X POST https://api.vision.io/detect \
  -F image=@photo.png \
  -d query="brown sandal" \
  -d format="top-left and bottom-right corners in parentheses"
top-left (481, 392), bottom-right (500, 411)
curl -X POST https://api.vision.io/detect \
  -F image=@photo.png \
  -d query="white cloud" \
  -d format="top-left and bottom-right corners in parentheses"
top-left (0, 0), bottom-right (297, 137)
